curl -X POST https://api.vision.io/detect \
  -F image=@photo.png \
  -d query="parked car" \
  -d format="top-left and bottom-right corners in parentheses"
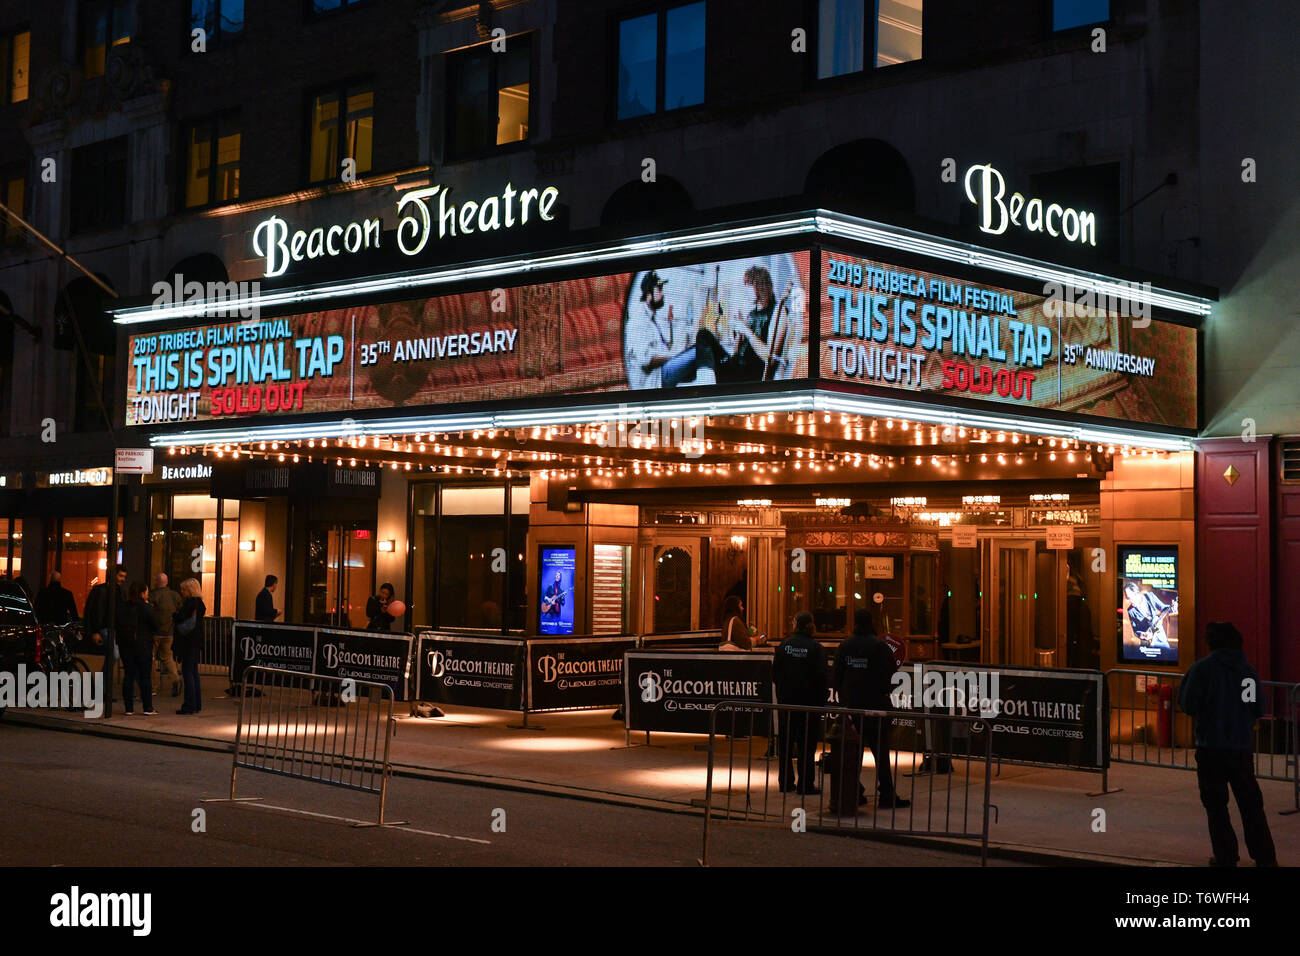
top-left (0, 579), bottom-right (42, 717)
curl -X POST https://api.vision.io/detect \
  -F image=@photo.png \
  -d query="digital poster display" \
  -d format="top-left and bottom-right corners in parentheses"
top-left (539, 547), bottom-right (576, 636)
top-left (125, 251), bottom-right (811, 426)
top-left (1117, 546), bottom-right (1180, 665)
top-left (819, 251), bottom-right (1198, 430)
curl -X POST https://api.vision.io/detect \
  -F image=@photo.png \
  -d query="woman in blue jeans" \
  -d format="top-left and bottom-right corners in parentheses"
top-left (173, 578), bottom-right (207, 714)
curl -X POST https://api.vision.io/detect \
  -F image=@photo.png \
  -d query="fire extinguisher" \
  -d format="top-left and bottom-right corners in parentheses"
top-left (1156, 682), bottom-right (1173, 748)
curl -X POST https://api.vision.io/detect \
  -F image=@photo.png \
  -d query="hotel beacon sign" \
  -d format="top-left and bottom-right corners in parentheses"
top-left (963, 164), bottom-right (1096, 247)
top-left (252, 181), bottom-right (561, 278)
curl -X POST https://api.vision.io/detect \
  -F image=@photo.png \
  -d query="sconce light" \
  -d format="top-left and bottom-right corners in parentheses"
top-left (377, 539), bottom-right (396, 553)
top-left (729, 535), bottom-right (747, 549)
top-left (239, 540), bottom-right (256, 552)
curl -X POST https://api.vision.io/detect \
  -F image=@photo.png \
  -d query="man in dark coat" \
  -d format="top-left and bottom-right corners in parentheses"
top-left (34, 571), bottom-right (79, 624)
top-left (834, 609), bottom-right (909, 809)
top-left (1178, 621), bottom-right (1278, 866)
top-left (255, 574), bottom-right (280, 622)
top-left (772, 612), bottom-right (827, 795)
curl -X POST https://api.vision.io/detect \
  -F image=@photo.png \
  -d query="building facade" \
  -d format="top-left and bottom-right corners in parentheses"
top-left (0, 0), bottom-right (1295, 678)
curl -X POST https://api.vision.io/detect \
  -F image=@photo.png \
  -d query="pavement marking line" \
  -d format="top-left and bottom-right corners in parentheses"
top-left (231, 801), bottom-right (491, 844)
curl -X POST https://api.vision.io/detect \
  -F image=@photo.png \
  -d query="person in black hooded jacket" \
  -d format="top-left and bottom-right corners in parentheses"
top-left (1178, 621), bottom-right (1278, 866)
top-left (833, 609), bottom-right (909, 809)
top-left (116, 581), bottom-right (160, 715)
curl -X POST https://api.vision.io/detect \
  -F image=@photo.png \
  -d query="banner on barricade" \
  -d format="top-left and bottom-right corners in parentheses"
top-left (416, 632), bottom-right (525, 710)
top-left (527, 637), bottom-right (636, 712)
top-left (892, 663), bottom-right (1105, 770)
top-left (230, 623), bottom-right (317, 683)
top-left (315, 628), bottom-right (413, 701)
top-left (624, 651), bottom-right (773, 734)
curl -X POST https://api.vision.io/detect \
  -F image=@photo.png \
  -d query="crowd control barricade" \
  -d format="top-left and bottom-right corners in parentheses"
top-left (701, 701), bottom-right (994, 866)
top-left (200, 616), bottom-right (235, 676)
top-left (219, 665), bottom-right (401, 826)
top-left (1105, 669), bottom-right (1299, 810)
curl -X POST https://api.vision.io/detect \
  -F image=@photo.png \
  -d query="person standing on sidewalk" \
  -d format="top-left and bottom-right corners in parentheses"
top-left (834, 609), bottom-right (909, 810)
top-left (173, 578), bottom-right (207, 715)
top-left (1177, 621), bottom-right (1279, 867)
top-left (150, 572), bottom-right (183, 698)
top-left (255, 574), bottom-right (280, 622)
top-left (117, 582), bottom-right (160, 715)
top-left (772, 612), bottom-right (827, 795)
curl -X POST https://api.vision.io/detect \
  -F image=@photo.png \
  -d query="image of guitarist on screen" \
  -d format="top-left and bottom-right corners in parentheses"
top-left (542, 570), bottom-right (568, 620)
top-left (1124, 579), bottom-right (1178, 655)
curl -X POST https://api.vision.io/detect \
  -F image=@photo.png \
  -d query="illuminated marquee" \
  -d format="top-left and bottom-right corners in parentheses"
top-left (251, 181), bottom-right (561, 278)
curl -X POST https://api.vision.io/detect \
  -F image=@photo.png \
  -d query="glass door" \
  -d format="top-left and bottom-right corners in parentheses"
top-left (306, 521), bottom-right (375, 629)
top-left (989, 539), bottom-right (1035, 666)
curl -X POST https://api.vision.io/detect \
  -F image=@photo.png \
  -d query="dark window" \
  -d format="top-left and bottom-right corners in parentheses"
top-left (615, 2), bottom-right (705, 120)
top-left (182, 114), bottom-right (240, 208)
top-left (308, 0), bottom-right (369, 15)
top-left (79, 0), bottom-right (134, 79)
top-left (307, 83), bottom-right (373, 184)
top-left (445, 34), bottom-right (533, 159)
top-left (58, 278), bottom-right (116, 433)
top-left (817, 0), bottom-right (922, 78)
top-left (1053, 0), bottom-right (1109, 31)
top-left (0, 29), bottom-right (30, 103)
top-left (2, 168), bottom-right (25, 245)
top-left (0, 306), bottom-right (13, 437)
top-left (190, 0), bottom-right (244, 47)
top-left (70, 137), bottom-right (128, 234)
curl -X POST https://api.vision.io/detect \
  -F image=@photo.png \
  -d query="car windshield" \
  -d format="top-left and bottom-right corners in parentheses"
top-left (0, 585), bottom-right (36, 626)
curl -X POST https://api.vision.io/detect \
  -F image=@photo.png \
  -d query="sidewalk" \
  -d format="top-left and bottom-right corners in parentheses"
top-left (10, 669), bottom-right (1297, 866)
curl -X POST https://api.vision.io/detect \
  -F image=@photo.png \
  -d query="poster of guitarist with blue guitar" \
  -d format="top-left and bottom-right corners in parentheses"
top-left (1118, 547), bottom-right (1180, 664)
top-left (540, 548), bottom-right (576, 635)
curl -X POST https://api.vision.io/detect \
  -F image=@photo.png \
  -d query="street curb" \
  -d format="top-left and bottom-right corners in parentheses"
top-left (3, 711), bottom-right (1182, 866)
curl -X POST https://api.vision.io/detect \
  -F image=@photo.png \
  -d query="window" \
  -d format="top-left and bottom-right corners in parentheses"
top-left (191, 0), bottom-right (244, 46)
top-left (183, 114), bottom-right (240, 208)
top-left (308, 0), bottom-right (368, 14)
top-left (1, 30), bottom-right (30, 103)
top-left (615, 2), bottom-right (705, 120)
top-left (2, 169), bottom-right (24, 245)
top-left (445, 34), bottom-right (532, 159)
top-left (80, 0), bottom-right (134, 79)
top-left (1053, 0), bottom-right (1109, 31)
top-left (307, 84), bottom-right (372, 184)
top-left (70, 137), bottom-right (127, 234)
top-left (817, 0), bottom-right (922, 78)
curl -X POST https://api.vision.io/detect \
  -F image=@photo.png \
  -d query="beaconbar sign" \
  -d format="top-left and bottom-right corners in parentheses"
top-left (820, 251), bottom-right (1197, 430)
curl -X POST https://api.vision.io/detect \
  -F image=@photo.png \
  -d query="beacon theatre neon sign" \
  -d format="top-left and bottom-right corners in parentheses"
top-left (963, 164), bottom-right (1097, 247)
top-left (251, 182), bottom-right (561, 278)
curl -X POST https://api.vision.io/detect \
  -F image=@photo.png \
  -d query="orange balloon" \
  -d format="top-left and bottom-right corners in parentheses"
top-left (385, 600), bottom-right (406, 618)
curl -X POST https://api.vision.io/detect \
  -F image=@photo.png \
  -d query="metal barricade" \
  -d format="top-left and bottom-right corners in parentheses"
top-left (1105, 669), bottom-right (1300, 808)
top-left (200, 616), bottom-right (235, 675)
top-left (222, 666), bottom-right (400, 826)
top-left (701, 701), bottom-right (995, 866)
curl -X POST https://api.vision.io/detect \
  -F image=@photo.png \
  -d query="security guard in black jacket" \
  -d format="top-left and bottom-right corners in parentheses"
top-left (772, 612), bottom-right (827, 794)
top-left (834, 609), bottom-right (909, 808)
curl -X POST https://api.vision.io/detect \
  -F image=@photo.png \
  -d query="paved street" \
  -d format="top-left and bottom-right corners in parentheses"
top-left (0, 723), bottom-right (1015, 867)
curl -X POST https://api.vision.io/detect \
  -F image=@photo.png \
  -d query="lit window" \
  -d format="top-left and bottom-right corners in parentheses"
top-left (183, 114), bottom-right (241, 209)
top-left (616, 2), bottom-right (705, 120)
top-left (190, 0), bottom-right (244, 47)
top-left (308, 84), bottom-right (373, 184)
top-left (1054, 0), bottom-right (1109, 31)
top-left (2, 169), bottom-right (24, 245)
top-left (1, 30), bottom-right (29, 103)
top-left (817, 0), bottom-right (922, 78)
top-left (445, 34), bottom-right (532, 159)
top-left (80, 0), bottom-right (134, 79)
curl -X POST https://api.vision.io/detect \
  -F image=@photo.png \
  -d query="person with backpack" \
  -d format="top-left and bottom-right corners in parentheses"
top-left (117, 582), bottom-right (160, 716)
top-left (173, 578), bottom-right (207, 715)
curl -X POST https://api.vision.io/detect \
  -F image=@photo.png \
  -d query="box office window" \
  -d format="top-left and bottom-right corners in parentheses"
top-left (817, 0), bottom-right (922, 78)
top-left (616, 2), bottom-right (705, 120)
top-left (307, 84), bottom-right (373, 184)
top-left (445, 33), bottom-right (532, 159)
